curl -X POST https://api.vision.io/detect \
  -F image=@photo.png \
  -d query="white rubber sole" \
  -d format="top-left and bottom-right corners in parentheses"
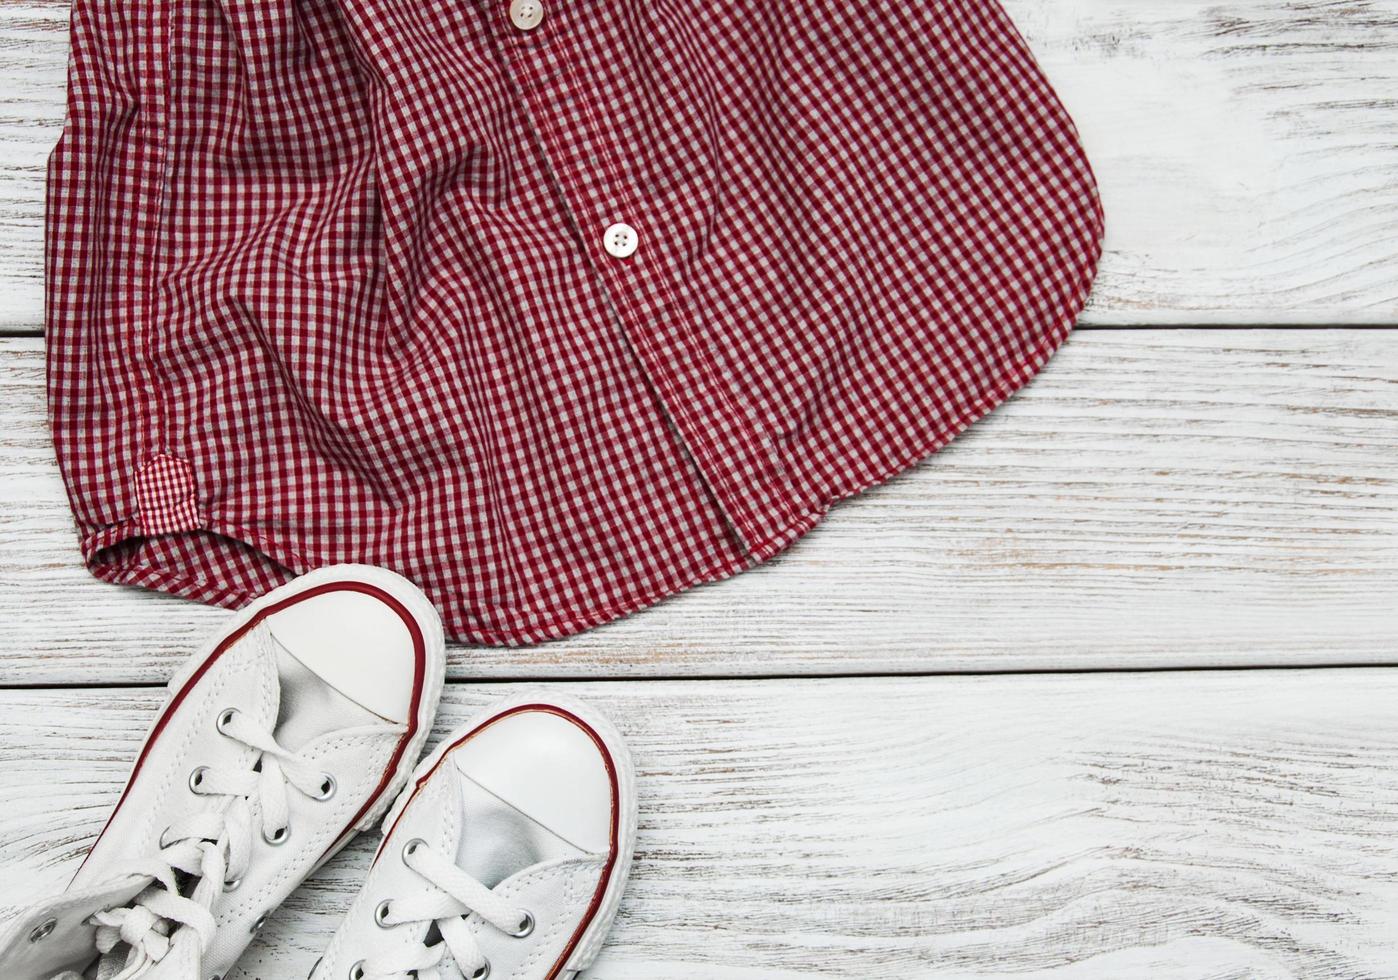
top-left (556, 694), bottom-right (638, 975)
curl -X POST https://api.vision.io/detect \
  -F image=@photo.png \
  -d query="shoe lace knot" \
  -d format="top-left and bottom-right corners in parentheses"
top-left (84, 707), bottom-right (342, 980)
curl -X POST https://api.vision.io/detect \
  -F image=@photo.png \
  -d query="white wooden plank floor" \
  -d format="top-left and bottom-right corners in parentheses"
top-left (2, 1), bottom-right (1398, 978)
top-left (6, 674), bottom-right (1398, 978)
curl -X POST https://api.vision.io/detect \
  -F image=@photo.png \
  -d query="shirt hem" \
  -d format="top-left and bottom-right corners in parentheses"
top-left (73, 504), bottom-right (825, 647)
top-left (65, 369), bottom-right (967, 647)
top-left (73, 269), bottom-right (1094, 647)
top-left (72, 244), bottom-right (1096, 647)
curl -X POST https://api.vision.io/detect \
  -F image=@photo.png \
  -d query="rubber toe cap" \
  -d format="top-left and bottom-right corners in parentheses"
top-left (451, 707), bottom-right (615, 854)
top-left (265, 582), bottom-right (422, 725)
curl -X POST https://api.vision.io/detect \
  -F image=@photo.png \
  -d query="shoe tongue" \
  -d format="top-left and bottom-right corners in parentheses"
top-left (270, 637), bottom-right (383, 750)
top-left (452, 771), bottom-right (584, 889)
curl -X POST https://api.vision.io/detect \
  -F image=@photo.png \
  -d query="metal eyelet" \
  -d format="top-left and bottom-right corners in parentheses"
top-left (313, 773), bottom-right (337, 801)
top-left (374, 900), bottom-right (393, 928)
top-left (27, 918), bottom-right (56, 943)
top-left (223, 876), bottom-right (242, 892)
top-left (188, 766), bottom-right (210, 793)
top-left (401, 838), bottom-right (425, 862)
top-left (216, 708), bottom-right (239, 734)
top-left (250, 911), bottom-right (269, 933)
top-left (508, 910), bottom-right (535, 938)
top-left (349, 961), bottom-right (366, 980)
top-left (263, 825), bottom-right (290, 846)
top-left (469, 961), bottom-right (490, 980)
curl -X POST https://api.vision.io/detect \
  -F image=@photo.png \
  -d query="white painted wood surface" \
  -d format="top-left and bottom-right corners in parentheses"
top-left (1, 0), bottom-right (1397, 329)
top-left (4, 329), bottom-right (1396, 683)
top-left (4, 1), bottom-right (1398, 976)
top-left (3, 674), bottom-right (1398, 979)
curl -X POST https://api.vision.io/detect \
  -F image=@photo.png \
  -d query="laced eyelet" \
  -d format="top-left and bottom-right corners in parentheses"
top-left (216, 707), bottom-right (239, 735)
top-left (313, 773), bottom-right (337, 801)
top-left (349, 961), bottom-right (365, 980)
top-left (374, 899), bottom-right (392, 928)
top-left (250, 911), bottom-right (269, 934)
top-left (263, 825), bottom-right (290, 846)
top-left (508, 910), bottom-right (535, 938)
top-left (188, 766), bottom-right (210, 793)
top-left (401, 838), bottom-right (425, 862)
top-left (27, 918), bottom-right (56, 943)
top-left (469, 961), bottom-right (490, 980)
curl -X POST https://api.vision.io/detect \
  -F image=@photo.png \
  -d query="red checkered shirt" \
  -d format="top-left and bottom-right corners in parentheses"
top-left (47, 0), bottom-right (1103, 644)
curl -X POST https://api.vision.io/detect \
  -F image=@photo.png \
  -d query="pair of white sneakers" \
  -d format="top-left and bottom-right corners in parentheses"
top-left (0, 566), bottom-right (638, 980)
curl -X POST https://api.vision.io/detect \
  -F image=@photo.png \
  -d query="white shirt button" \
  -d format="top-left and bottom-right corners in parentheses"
top-left (509, 0), bottom-right (544, 31)
top-left (603, 223), bottom-right (639, 259)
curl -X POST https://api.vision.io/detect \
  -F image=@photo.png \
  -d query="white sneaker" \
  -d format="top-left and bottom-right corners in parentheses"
top-left (0, 565), bottom-right (447, 980)
top-left (311, 693), bottom-right (638, 980)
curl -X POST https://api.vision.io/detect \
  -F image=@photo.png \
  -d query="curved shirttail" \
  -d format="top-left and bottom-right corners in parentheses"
top-left (47, 0), bottom-right (1104, 645)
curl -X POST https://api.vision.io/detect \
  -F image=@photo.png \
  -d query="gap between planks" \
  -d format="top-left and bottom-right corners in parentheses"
top-left (7, 660), bottom-right (1398, 694)
top-left (9, 324), bottom-right (1398, 339)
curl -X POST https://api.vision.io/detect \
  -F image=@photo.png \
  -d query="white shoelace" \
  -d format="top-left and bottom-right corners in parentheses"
top-left (64, 707), bottom-right (342, 980)
top-left (360, 840), bottom-right (533, 980)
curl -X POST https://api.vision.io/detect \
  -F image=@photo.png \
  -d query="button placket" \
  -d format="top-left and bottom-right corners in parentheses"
top-left (491, 10), bottom-right (800, 545)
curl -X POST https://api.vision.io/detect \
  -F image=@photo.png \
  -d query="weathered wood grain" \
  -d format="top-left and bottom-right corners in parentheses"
top-left (3, 329), bottom-right (1396, 684)
top-left (1, 0), bottom-right (1397, 331)
top-left (2, 672), bottom-right (1397, 978)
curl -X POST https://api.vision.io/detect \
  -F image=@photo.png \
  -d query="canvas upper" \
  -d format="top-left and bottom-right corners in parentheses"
top-left (311, 693), bottom-right (638, 980)
top-left (0, 565), bottom-right (447, 980)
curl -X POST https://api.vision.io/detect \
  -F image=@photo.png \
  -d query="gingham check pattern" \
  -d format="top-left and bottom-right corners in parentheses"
top-left (47, 0), bottom-right (1104, 644)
